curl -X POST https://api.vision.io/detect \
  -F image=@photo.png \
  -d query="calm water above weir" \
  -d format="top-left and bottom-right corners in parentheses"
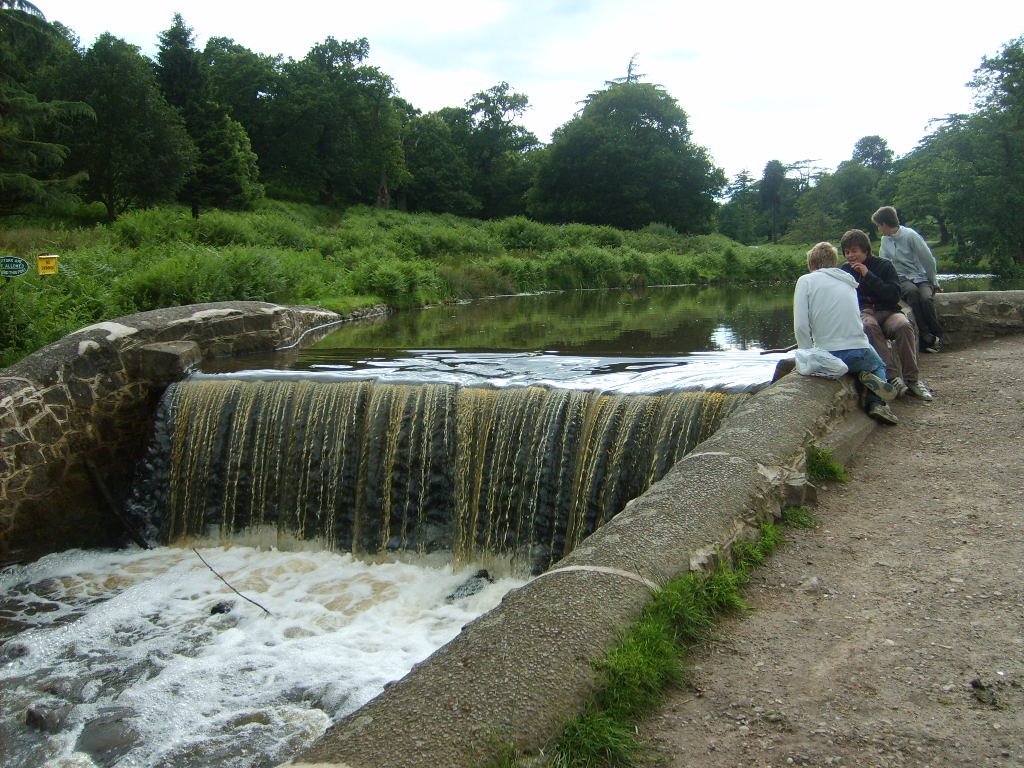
top-left (205, 283), bottom-right (798, 391)
top-left (203, 276), bottom-right (1022, 390)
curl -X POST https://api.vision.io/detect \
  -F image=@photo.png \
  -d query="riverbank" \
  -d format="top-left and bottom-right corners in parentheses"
top-left (641, 333), bottom-right (1024, 767)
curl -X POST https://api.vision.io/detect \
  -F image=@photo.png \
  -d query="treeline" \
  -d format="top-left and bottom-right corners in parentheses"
top-left (2, 3), bottom-right (1023, 274)
top-left (2, 5), bottom-right (720, 233)
top-left (712, 39), bottom-right (1024, 276)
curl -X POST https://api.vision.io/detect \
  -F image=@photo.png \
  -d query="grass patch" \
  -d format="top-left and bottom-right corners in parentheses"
top-left (780, 505), bottom-right (818, 529)
top-left (488, 510), bottom-right (829, 767)
top-left (805, 444), bottom-right (847, 483)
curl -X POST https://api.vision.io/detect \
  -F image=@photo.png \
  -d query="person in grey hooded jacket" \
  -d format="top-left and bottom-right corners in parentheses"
top-left (794, 242), bottom-right (899, 424)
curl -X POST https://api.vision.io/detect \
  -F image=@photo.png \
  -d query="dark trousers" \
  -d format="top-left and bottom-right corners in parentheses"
top-left (899, 280), bottom-right (943, 348)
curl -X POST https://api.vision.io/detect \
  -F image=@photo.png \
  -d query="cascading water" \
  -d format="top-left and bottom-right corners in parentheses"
top-left (0, 376), bottom-right (748, 768)
top-left (132, 378), bottom-right (747, 573)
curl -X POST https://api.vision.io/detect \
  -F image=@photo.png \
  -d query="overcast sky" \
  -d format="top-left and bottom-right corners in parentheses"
top-left (39, 0), bottom-right (1024, 181)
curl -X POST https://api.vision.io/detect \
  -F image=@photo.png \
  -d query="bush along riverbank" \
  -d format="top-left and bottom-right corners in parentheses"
top-left (0, 202), bottom-right (809, 367)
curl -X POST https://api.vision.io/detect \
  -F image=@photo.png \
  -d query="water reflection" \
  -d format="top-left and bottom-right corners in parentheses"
top-left (204, 284), bottom-right (797, 391)
top-left (201, 279), bottom-right (1023, 391)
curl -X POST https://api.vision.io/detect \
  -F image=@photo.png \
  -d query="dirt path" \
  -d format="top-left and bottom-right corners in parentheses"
top-left (641, 333), bottom-right (1024, 768)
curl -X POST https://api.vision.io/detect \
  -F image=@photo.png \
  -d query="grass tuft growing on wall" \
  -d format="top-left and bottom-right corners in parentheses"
top-left (805, 444), bottom-right (848, 483)
top-left (524, 522), bottom-right (780, 768)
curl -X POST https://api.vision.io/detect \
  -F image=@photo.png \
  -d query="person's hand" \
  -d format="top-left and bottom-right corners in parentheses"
top-left (849, 262), bottom-right (869, 278)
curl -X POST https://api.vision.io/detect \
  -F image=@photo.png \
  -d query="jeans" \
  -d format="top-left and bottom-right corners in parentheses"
top-left (830, 347), bottom-right (888, 406)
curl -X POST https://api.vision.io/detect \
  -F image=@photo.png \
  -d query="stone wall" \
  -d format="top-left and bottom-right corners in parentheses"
top-left (0, 302), bottom-right (345, 562)
top-left (935, 289), bottom-right (1024, 346)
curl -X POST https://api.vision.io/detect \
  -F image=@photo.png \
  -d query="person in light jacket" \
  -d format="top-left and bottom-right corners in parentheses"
top-left (794, 242), bottom-right (899, 425)
top-left (871, 205), bottom-right (944, 353)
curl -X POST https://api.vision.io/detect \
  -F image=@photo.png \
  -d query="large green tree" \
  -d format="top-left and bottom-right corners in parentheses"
top-left (717, 171), bottom-right (760, 244)
top-left (896, 36), bottom-right (1024, 274)
top-left (155, 14), bottom-right (262, 214)
top-left (202, 36), bottom-right (281, 163)
top-left (400, 112), bottom-right (479, 215)
top-left (447, 82), bottom-right (538, 218)
top-left (527, 80), bottom-right (723, 231)
top-left (0, 1), bottom-right (92, 212)
top-left (56, 33), bottom-right (195, 220)
top-left (259, 36), bottom-right (406, 205)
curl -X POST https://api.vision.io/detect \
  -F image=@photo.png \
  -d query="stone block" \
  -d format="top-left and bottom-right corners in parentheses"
top-left (125, 341), bottom-right (201, 384)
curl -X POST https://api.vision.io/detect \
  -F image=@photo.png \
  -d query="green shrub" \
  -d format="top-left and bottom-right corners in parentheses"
top-left (252, 212), bottom-right (322, 250)
top-left (190, 210), bottom-right (259, 247)
top-left (806, 444), bottom-right (848, 483)
top-left (487, 215), bottom-right (556, 251)
top-left (112, 207), bottom-right (193, 247)
top-left (641, 221), bottom-right (679, 238)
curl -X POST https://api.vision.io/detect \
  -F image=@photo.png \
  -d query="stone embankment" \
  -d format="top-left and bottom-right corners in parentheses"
top-left (0, 302), bottom-right (388, 561)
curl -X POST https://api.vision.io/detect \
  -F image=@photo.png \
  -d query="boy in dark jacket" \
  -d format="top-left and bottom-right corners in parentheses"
top-left (839, 229), bottom-right (933, 401)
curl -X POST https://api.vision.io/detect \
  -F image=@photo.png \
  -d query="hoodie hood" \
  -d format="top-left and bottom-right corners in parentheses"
top-left (817, 267), bottom-right (858, 288)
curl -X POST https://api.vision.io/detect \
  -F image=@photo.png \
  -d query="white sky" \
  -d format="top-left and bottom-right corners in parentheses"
top-left (40, 0), bottom-right (1024, 181)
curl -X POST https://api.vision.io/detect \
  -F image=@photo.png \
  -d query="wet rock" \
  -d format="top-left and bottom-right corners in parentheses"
top-left (210, 600), bottom-right (235, 615)
top-left (445, 569), bottom-right (494, 602)
top-left (75, 709), bottom-right (140, 764)
top-left (1, 640), bottom-right (30, 659)
top-left (25, 702), bottom-right (69, 733)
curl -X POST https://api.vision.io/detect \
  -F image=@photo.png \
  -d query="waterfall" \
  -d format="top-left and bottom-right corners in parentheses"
top-left (131, 379), bottom-right (746, 573)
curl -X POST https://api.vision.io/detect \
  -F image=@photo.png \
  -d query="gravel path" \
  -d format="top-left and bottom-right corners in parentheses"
top-left (640, 333), bottom-right (1024, 768)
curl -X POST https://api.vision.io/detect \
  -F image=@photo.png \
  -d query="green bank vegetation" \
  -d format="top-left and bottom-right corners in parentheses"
top-left (0, 204), bottom-right (808, 367)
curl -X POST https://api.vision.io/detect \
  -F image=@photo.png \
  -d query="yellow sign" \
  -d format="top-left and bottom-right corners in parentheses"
top-left (37, 254), bottom-right (59, 276)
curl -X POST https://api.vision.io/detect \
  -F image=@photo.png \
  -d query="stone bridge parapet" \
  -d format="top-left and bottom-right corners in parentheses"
top-left (0, 301), bottom-right (352, 561)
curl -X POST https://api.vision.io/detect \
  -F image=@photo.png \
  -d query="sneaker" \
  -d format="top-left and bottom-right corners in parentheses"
top-left (888, 376), bottom-right (909, 398)
top-left (867, 401), bottom-right (899, 425)
top-left (858, 371), bottom-right (897, 402)
top-left (922, 336), bottom-right (942, 354)
top-left (906, 380), bottom-right (934, 401)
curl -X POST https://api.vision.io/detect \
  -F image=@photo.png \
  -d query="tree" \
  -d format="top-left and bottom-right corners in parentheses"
top-left (759, 160), bottom-right (788, 243)
top-left (259, 36), bottom-right (406, 205)
top-left (399, 112), bottom-right (479, 215)
top-left (0, 2), bottom-right (93, 212)
top-left (459, 82), bottom-right (538, 218)
top-left (852, 135), bottom-right (894, 173)
top-left (155, 14), bottom-right (262, 214)
top-left (56, 33), bottom-right (195, 220)
top-left (895, 36), bottom-right (1024, 274)
top-left (527, 80), bottom-right (724, 232)
top-left (202, 36), bottom-right (281, 164)
top-left (717, 171), bottom-right (760, 244)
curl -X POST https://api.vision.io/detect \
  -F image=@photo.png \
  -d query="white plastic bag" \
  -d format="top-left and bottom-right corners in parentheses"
top-left (794, 347), bottom-right (848, 379)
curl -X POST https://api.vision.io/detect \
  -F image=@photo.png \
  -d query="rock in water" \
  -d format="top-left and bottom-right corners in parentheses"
top-left (445, 569), bottom-right (494, 602)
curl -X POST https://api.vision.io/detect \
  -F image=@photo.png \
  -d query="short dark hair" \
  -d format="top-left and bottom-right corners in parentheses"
top-left (840, 229), bottom-right (872, 256)
top-left (871, 206), bottom-right (899, 228)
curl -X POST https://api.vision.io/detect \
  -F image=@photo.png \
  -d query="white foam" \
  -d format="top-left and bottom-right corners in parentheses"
top-left (0, 546), bottom-right (526, 768)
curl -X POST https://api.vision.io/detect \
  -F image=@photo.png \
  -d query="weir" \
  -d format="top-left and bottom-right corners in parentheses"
top-left (134, 378), bottom-right (747, 573)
